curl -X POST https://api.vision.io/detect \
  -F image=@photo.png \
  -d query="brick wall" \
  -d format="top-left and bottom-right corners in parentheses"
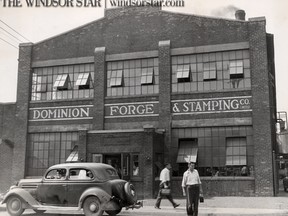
top-left (32, 7), bottom-right (248, 61)
top-left (248, 18), bottom-right (274, 196)
top-left (12, 43), bottom-right (33, 183)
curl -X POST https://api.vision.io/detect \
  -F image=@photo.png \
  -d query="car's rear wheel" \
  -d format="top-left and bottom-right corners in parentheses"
top-left (124, 182), bottom-right (137, 205)
top-left (105, 208), bottom-right (122, 216)
top-left (83, 196), bottom-right (104, 216)
top-left (6, 195), bottom-right (25, 216)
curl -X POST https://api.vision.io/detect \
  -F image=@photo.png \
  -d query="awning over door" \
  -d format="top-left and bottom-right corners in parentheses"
top-left (176, 142), bottom-right (198, 163)
top-left (66, 145), bottom-right (78, 162)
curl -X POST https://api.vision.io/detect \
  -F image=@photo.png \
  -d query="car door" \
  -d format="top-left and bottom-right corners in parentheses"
top-left (66, 168), bottom-right (97, 206)
top-left (37, 168), bottom-right (68, 206)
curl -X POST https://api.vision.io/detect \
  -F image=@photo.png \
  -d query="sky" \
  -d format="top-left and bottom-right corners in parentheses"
top-left (0, 0), bottom-right (287, 119)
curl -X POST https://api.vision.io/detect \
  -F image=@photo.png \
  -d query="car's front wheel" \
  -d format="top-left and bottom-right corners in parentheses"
top-left (83, 196), bottom-right (104, 216)
top-left (6, 195), bottom-right (25, 216)
top-left (105, 208), bottom-right (122, 216)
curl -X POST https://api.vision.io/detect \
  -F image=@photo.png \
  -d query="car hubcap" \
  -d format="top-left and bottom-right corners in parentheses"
top-left (11, 200), bottom-right (20, 211)
top-left (89, 203), bottom-right (98, 212)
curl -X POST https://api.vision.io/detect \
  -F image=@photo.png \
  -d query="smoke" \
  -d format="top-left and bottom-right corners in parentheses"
top-left (211, 5), bottom-right (241, 19)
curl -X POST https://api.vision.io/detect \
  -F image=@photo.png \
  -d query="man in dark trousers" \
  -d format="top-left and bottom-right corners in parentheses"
top-left (182, 162), bottom-right (203, 216)
top-left (154, 163), bottom-right (180, 209)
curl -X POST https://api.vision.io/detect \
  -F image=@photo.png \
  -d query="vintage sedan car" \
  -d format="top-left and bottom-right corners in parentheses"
top-left (2, 163), bottom-right (142, 216)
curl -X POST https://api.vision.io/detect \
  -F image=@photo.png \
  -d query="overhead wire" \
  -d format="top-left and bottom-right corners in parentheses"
top-left (0, 37), bottom-right (18, 50)
top-left (0, 26), bottom-right (25, 43)
top-left (0, 19), bottom-right (31, 42)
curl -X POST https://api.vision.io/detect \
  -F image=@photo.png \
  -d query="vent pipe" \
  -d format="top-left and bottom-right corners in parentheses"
top-left (235, 10), bottom-right (246, 20)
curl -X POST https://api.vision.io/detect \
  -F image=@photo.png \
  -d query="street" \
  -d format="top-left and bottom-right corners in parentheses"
top-left (0, 207), bottom-right (187, 216)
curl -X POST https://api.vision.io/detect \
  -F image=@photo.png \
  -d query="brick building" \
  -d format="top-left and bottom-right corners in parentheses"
top-left (0, 6), bottom-right (278, 198)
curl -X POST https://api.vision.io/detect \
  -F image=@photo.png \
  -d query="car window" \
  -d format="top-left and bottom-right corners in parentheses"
top-left (46, 169), bottom-right (67, 180)
top-left (68, 169), bottom-right (94, 180)
top-left (106, 168), bottom-right (118, 177)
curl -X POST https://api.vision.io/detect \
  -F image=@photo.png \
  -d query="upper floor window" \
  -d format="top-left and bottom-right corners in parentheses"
top-left (110, 70), bottom-right (123, 87)
top-left (203, 62), bottom-right (217, 81)
top-left (176, 64), bottom-right (190, 82)
top-left (107, 58), bottom-right (159, 97)
top-left (229, 60), bottom-right (244, 79)
top-left (54, 74), bottom-right (71, 90)
top-left (172, 50), bottom-right (250, 93)
top-left (141, 67), bottom-right (154, 85)
top-left (75, 73), bottom-right (93, 89)
top-left (31, 64), bottom-right (94, 101)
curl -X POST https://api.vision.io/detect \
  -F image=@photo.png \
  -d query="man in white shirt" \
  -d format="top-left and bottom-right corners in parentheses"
top-left (182, 162), bottom-right (203, 216)
top-left (154, 163), bottom-right (180, 209)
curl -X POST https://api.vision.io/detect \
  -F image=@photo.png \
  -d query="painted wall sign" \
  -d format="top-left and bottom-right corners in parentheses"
top-left (105, 101), bottom-right (159, 118)
top-left (29, 105), bottom-right (93, 121)
top-left (172, 96), bottom-right (251, 114)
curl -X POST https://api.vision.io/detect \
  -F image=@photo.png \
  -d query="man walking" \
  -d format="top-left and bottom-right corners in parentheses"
top-left (182, 162), bottom-right (202, 216)
top-left (154, 163), bottom-right (180, 209)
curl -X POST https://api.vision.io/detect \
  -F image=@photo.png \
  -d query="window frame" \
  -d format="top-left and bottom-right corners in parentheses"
top-left (75, 72), bottom-right (92, 89)
top-left (226, 137), bottom-right (247, 166)
top-left (53, 74), bottom-right (71, 90)
top-left (203, 62), bottom-right (217, 81)
top-left (229, 60), bottom-right (244, 79)
top-left (140, 67), bottom-right (154, 85)
top-left (110, 69), bottom-right (123, 87)
top-left (176, 64), bottom-right (190, 82)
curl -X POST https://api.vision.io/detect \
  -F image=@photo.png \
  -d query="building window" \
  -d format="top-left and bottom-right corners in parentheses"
top-left (54, 74), bottom-right (71, 90)
top-left (31, 64), bottom-right (94, 101)
top-left (26, 132), bottom-right (78, 176)
top-left (172, 50), bottom-right (250, 93)
top-left (75, 72), bottom-right (92, 89)
top-left (226, 137), bottom-right (247, 166)
top-left (177, 139), bottom-right (198, 175)
top-left (132, 154), bottom-right (140, 176)
top-left (229, 60), bottom-right (244, 79)
top-left (203, 62), bottom-right (217, 81)
top-left (107, 58), bottom-right (159, 97)
top-left (177, 64), bottom-right (190, 82)
top-left (172, 126), bottom-right (253, 177)
top-left (141, 67), bottom-right (154, 85)
top-left (110, 70), bottom-right (123, 87)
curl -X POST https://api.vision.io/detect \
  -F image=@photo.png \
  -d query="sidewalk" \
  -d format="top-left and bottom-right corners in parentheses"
top-left (1, 196), bottom-right (288, 215)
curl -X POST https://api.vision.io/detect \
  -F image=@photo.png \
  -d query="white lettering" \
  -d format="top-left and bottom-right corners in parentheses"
top-left (146, 104), bottom-right (154, 114)
top-left (137, 105), bottom-right (145, 115)
top-left (110, 106), bottom-right (119, 116)
top-left (33, 110), bottom-right (40, 119)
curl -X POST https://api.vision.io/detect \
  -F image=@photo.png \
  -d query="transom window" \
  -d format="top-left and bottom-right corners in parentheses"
top-left (110, 70), bottom-right (123, 87)
top-left (229, 60), bottom-right (244, 79)
top-left (141, 67), bottom-right (154, 85)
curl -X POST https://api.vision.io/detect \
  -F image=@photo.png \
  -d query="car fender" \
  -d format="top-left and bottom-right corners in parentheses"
top-left (2, 187), bottom-right (40, 208)
top-left (78, 187), bottom-right (112, 210)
